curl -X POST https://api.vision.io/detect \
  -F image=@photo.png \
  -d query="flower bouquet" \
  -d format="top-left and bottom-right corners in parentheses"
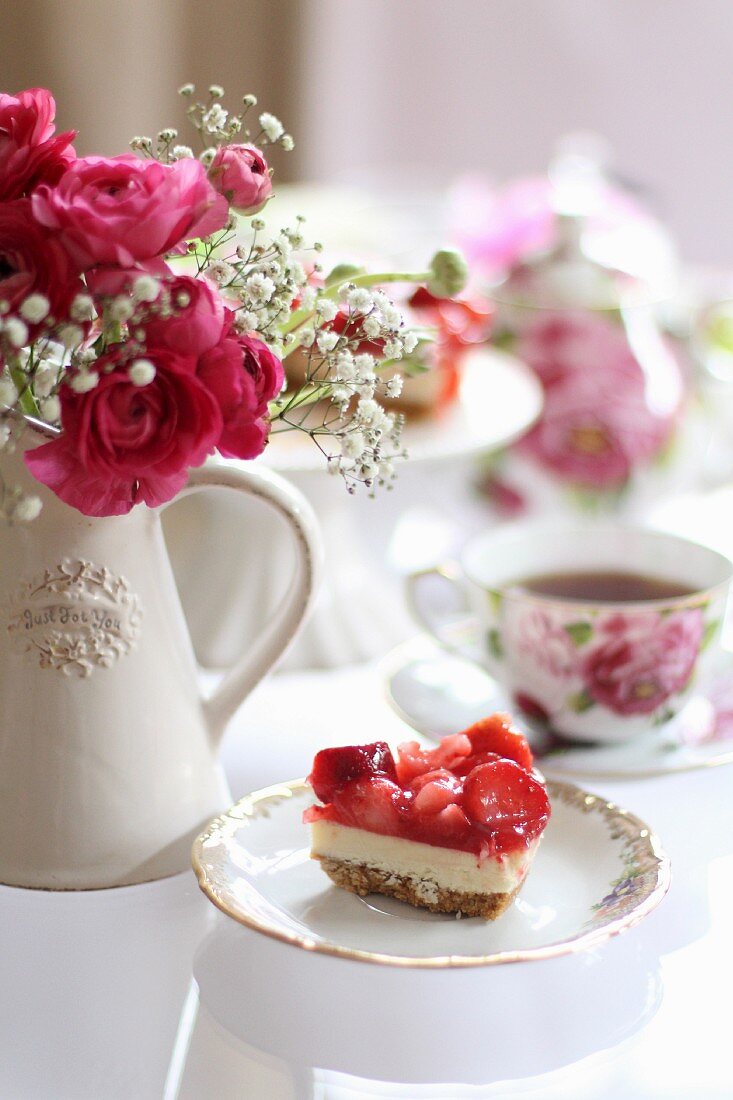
top-left (0, 83), bottom-right (467, 522)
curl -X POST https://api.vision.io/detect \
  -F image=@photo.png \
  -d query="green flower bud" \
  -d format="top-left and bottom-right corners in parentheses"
top-left (427, 249), bottom-right (469, 298)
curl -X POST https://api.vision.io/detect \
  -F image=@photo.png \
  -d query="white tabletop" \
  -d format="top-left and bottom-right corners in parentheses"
top-left (1, 660), bottom-right (731, 1100)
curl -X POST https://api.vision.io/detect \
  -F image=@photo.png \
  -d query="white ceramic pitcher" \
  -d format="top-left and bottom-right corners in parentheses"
top-left (0, 424), bottom-right (322, 889)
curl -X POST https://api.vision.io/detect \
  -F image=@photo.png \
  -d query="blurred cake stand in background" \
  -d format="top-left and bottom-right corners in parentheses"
top-left (163, 349), bottom-right (542, 671)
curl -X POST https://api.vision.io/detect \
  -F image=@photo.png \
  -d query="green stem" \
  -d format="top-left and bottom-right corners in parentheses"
top-left (9, 367), bottom-right (41, 418)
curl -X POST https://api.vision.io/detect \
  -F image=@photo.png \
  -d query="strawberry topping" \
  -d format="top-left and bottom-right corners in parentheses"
top-left (305, 715), bottom-right (551, 857)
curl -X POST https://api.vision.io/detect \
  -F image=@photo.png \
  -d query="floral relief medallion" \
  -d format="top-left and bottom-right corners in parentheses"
top-left (3, 558), bottom-right (142, 677)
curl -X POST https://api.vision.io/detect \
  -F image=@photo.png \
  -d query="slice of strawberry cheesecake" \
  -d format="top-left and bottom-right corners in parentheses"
top-left (304, 714), bottom-right (551, 919)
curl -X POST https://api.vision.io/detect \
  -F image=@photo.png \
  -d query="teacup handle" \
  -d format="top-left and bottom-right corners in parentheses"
top-left (175, 463), bottom-right (323, 746)
top-left (405, 564), bottom-right (490, 671)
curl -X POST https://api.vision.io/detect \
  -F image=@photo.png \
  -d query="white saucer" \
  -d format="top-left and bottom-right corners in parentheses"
top-left (383, 636), bottom-right (733, 780)
top-left (192, 778), bottom-right (669, 969)
top-left (261, 348), bottom-right (543, 472)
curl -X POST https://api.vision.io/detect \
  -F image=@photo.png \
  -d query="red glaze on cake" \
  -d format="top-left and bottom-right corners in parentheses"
top-left (305, 714), bottom-right (551, 919)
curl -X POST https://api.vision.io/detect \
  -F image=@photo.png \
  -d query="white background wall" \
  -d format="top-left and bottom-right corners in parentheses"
top-left (300, 0), bottom-right (733, 264)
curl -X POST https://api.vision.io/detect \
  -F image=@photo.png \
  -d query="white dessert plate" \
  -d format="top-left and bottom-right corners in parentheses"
top-left (383, 635), bottom-right (733, 780)
top-left (192, 778), bottom-right (669, 968)
top-left (260, 348), bottom-right (543, 472)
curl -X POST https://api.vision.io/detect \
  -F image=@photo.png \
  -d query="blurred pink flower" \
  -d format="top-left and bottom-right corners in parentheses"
top-left (517, 311), bottom-right (679, 488)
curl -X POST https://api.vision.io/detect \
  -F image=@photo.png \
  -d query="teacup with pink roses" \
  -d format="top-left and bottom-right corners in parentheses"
top-left (408, 523), bottom-right (732, 743)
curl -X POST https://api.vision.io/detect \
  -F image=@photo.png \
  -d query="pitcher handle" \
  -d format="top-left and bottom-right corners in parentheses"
top-left (177, 462), bottom-right (323, 746)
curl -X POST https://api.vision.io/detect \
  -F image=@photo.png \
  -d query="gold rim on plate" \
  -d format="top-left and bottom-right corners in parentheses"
top-left (191, 778), bottom-right (670, 968)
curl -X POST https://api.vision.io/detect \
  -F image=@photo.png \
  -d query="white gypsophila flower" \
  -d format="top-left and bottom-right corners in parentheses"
top-left (332, 385), bottom-right (353, 406)
top-left (171, 145), bottom-right (194, 160)
top-left (175, 290), bottom-right (192, 309)
top-left (58, 324), bottom-right (83, 349)
top-left (357, 458), bottom-right (379, 481)
top-left (178, 83), bottom-right (195, 96)
top-left (355, 398), bottom-right (381, 426)
top-left (299, 286), bottom-right (317, 312)
top-left (243, 93), bottom-right (257, 107)
top-left (259, 112), bottom-right (284, 141)
top-left (380, 458), bottom-right (395, 479)
top-left (245, 272), bottom-right (276, 304)
top-left (362, 314), bottom-right (381, 339)
top-left (316, 298), bottom-right (338, 322)
top-left (128, 359), bottom-right (156, 386)
top-left (383, 338), bottom-right (404, 360)
top-left (286, 258), bottom-right (307, 286)
top-left (158, 128), bottom-right (178, 144)
top-left (386, 374), bottom-right (404, 398)
top-left (3, 317), bottom-right (28, 348)
top-left (340, 431), bottom-right (366, 460)
top-left (70, 294), bottom-right (94, 323)
top-left (381, 304), bottom-right (402, 331)
top-left (32, 364), bottom-right (56, 398)
top-left (298, 327), bottom-right (316, 348)
top-left (108, 297), bottom-right (135, 324)
top-left (70, 370), bottom-right (99, 394)
top-left (281, 134), bottom-right (294, 151)
top-left (133, 276), bottom-right (160, 303)
top-left (354, 353), bottom-right (376, 375)
top-left (239, 311), bottom-right (259, 331)
top-left (208, 84), bottom-right (225, 99)
top-left (207, 260), bottom-right (235, 286)
top-left (0, 377), bottom-right (17, 406)
top-left (316, 330), bottom-right (339, 354)
top-left (200, 147), bottom-right (217, 167)
top-left (40, 396), bottom-right (61, 423)
top-left (19, 294), bottom-right (50, 324)
top-left (345, 287), bottom-right (373, 314)
top-left (403, 331), bottom-right (419, 354)
top-left (74, 347), bottom-right (97, 367)
top-left (12, 494), bottom-right (42, 522)
top-left (203, 104), bottom-right (228, 133)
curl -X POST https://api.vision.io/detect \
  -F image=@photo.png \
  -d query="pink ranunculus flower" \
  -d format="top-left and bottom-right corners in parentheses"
top-left (208, 143), bottom-right (272, 215)
top-left (25, 348), bottom-right (222, 516)
top-left (0, 87), bottom-right (76, 201)
top-left (581, 609), bottom-right (705, 716)
top-left (144, 275), bottom-right (225, 357)
top-left (197, 319), bottom-right (284, 459)
top-left (31, 155), bottom-right (228, 272)
top-left (0, 199), bottom-right (84, 335)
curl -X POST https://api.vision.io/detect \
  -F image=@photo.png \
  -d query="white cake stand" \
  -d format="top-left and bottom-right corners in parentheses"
top-left (163, 349), bottom-right (542, 670)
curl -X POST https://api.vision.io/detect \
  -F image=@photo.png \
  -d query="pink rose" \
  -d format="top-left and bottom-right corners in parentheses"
top-left (0, 87), bottom-right (76, 201)
top-left (208, 143), bottom-right (272, 214)
top-left (144, 275), bottom-right (225, 357)
top-left (582, 609), bottom-right (704, 715)
top-left (31, 155), bottom-right (228, 271)
top-left (197, 321), bottom-right (284, 459)
top-left (511, 607), bottom-right (580, 679)
top-left (25, 348), bottom-right (222, 516)
top-left (0, 199), bottom-right (84, 335)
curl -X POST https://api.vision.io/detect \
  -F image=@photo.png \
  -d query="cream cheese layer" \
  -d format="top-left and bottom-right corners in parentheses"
top-left (310, 820), bottom-right (539, 896)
